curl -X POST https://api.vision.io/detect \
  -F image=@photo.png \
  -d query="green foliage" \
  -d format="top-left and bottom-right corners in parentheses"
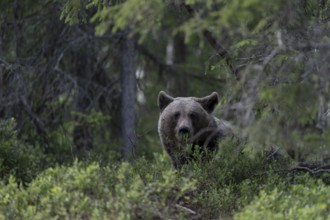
top-left (0, 158), bottom-right (196, 219)
top-left (60, 0), bottom-right (88, 24)
top-left (236, 179), bottom-right (330, 220)
top-left (0, 139), bottom-right (330, 219)
top-left (0, 119), bottom-right (44, 183)
top-left (250, 82), bottom-right (326, 159)
top-left (215, 0), bottom-right (281, 32)
top-left (91, 0), bottom-right (166, 41)
top-left (234, 38), bottom-right (258, 49)
top-left (72, 110), bottom-right (111, 131)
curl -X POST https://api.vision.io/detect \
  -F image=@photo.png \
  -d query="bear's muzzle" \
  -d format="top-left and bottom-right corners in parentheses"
top-left (176, 124), bottom-right (193, 144)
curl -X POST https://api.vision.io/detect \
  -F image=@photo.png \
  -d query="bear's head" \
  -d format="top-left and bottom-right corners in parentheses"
top-left (157, 91), bottom-right (219, 144)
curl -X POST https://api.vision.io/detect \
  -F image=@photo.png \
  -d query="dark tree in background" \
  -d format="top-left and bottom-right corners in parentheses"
top-left (0, 0), bottom-right (120, 163)
top-left (120, 30), bottom-right (136, 161)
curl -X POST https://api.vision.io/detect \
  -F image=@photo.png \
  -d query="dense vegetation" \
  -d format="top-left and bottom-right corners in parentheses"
top-left (1, 0), bottom-right (330, 219)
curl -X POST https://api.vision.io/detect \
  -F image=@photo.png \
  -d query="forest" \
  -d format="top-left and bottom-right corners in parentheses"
top-left (0, 0), bottom-right (330, 219)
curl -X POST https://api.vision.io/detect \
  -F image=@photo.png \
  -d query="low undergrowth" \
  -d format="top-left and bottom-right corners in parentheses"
top-left (2, 119), bottom-right (330, 219)
top-left (1, 148), bottom-right (330, 219)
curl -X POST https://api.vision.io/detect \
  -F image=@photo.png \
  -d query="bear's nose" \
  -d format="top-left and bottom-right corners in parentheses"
top-left (179, 126), bottom-right (190, 135)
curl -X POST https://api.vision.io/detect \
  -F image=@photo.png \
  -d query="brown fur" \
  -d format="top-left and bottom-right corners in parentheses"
top-left (157, 91), bottom-right (231, 168)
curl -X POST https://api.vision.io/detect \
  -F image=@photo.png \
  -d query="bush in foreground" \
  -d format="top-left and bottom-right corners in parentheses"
top-left (1, 141), bottom-right (330, 219)
top-left (0, 157), bottom-right (196, 219)
top-left (236, 178), bottom-right (330, 220)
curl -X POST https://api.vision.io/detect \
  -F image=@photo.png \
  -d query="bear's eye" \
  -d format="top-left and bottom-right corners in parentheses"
top-left (173, 112), bottom-right (180, 121)
top-left (189, 112), bottom-right (198, 120)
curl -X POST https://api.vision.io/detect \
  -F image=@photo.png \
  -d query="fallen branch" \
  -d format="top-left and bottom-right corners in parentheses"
top-left (255, 162), bottom-right (330, 177)
top-left (175, 204), bottom-right (197, 215)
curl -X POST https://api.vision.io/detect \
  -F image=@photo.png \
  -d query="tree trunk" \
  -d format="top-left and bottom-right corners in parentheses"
top-left (166, 33), bottom-right (187, 96)
top-left (120, 31), bottom-right (136, 161)
top-left (73, 52), bottom-right (93, 158)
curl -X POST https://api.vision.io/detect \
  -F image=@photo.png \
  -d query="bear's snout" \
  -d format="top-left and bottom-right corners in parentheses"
top-left (178, 126), bottom-right (190, 135)
top-left (176, 125), bottom-right (191, 144)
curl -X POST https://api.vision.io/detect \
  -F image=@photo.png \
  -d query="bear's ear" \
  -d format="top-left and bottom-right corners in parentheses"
top-left (158, 91), bottom-right (174, 112)
top-left (195, 92), bottom-right (219, 113)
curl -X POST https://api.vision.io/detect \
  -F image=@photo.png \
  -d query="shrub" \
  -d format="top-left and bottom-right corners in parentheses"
top-left (235, 178), bottom-right (330, 220)
top-left (1, 135), bottom-right (329, 219)
top-left (0, 159), bottom-right (197, 219)
top-left (0, 118), bottom-right (44, 183)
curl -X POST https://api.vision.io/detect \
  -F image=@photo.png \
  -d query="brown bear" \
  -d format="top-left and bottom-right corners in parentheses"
top-left (157, 91), bottom-right (232, 168)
